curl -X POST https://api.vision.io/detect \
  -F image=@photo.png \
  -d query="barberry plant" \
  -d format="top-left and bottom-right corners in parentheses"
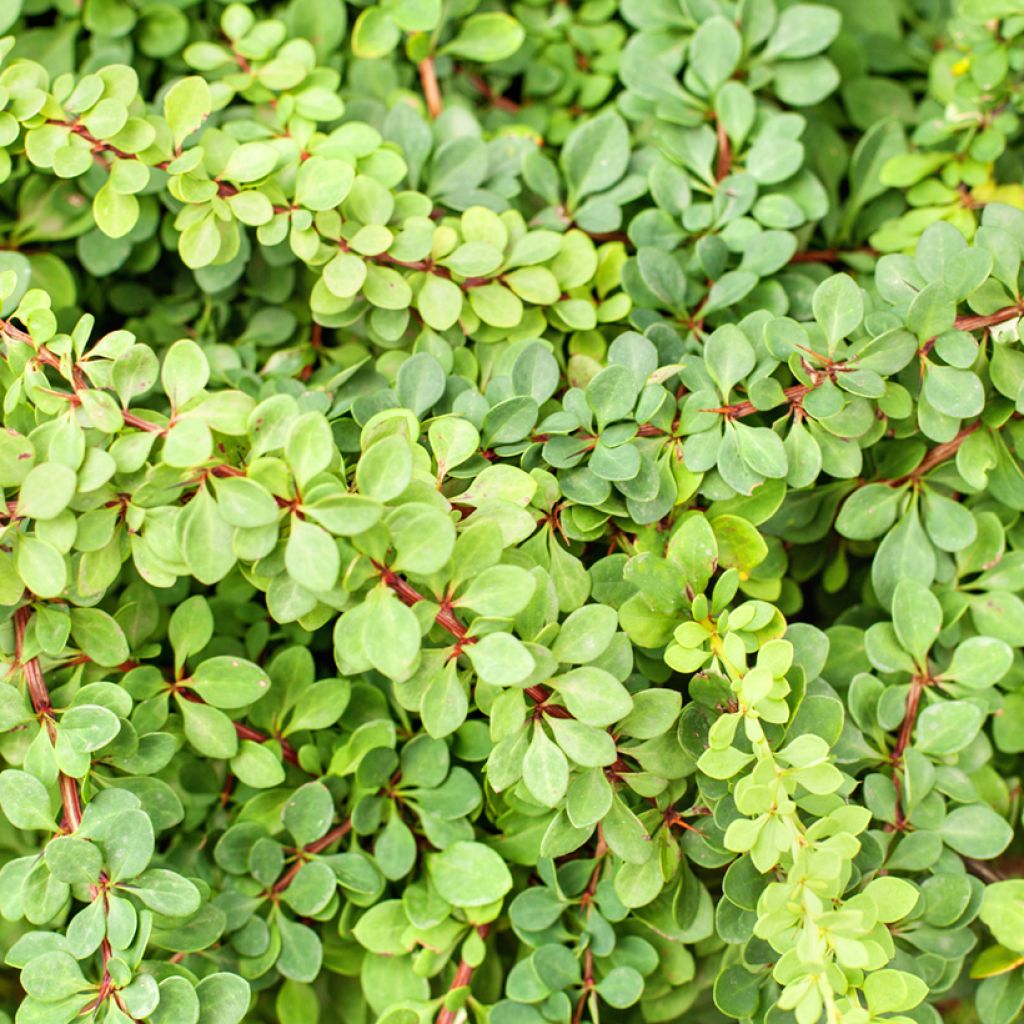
top-left (0, 1), bottom-right (1023, 1023)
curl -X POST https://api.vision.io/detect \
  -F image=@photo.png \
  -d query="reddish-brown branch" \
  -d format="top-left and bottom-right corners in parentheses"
top-left (581, 828), bottom-right (607, 905)
top-left (121, 410), bottom-right (165, 434)
top-left (572, 831), bottom-right (607, 1024)
top-left (436, 924), bottom-right (492, 1024)
top-left (464, 71), bottom-right (521, 113)
top-left (883, 422), bottom-right (981, 487)
top-left (714, 117), bottom-right (731, 182)
top-left (789, 247), bottom-right (878, 265)
top-left (374, 565), bottom-right (593, 722)
top-left (890, 675), bottom-right (926, 831)
top-left (271, 820), bottom-right (352, 894)
top-left (709, 304), bottom-right (1024, 424)
top-left (419, 58), bottom-right (443, 119)
top-left (709, 380), bottom-right (814, 420)
top-left (46, 120), bottom-right (293, 214)
top-left (235, 721), bottom-right (300, 767)
top-left (952, 304), bottom-right (1024, 333)
top-left (176, 689), bottom-right (300, 767)
top-left (13, 607), bottom-right (83, 831)
top-left (375, 562), bottom-right (474, 643)
top-left (524, 685), bottom-right (573, 718)
top-left (572, 947), bottom-right (595, 1024)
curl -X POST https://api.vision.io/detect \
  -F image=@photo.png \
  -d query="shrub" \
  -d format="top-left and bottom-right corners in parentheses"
top-left (0, 1), bottom-right (1023, 1024)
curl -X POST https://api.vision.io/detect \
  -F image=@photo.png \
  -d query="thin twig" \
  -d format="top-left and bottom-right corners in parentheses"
top-left (890, 675), bottom-right (925, 831)
top-left (714, 116), bottom-right (731, 182)
top-left (882, 422), bottom-right (981, 487)
top-left (272, 820), bottom-right (353, 894)
top-left (419, 58), bottom-right (443, 119)
top-left (13, 606), bottom-right (83, 831)
top-left (436, 924), bottom-right (491, 1024)
top-left (788, 247), bottom-right (878, 265)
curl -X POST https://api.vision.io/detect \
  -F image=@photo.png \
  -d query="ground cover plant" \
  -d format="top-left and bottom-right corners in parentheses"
top-left (1, 0), bottom-right (1024, 1022)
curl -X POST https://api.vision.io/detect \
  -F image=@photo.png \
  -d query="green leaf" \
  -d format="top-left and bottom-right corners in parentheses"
top-left (561, 111), bottom-right (630, 205)
top-left (937, 804), bottom-right (1013, 859)
top-left (396, 353), bottom-right (446, 418)
top-left (16, 536), bottom-right (66, 599)
top-left (21, 952), bottom-right (89, 1000)
top-left (763, 5), bottom-right (841, 59)
top-left (690, 16), bottom-right (742, 94)
top-left (441, 13), bottom-right (525, 63)
top-left (418, 275), bottom-right (464, 331)
top-left (863, 970), bottom-right (928, 1015)
top-left (0, 770), bottom-right (55, 831)
top-left (295, 157), bottom-right (355, 211)
top-left (421, 661), bottom-right (468, 738)
top-left (163, 76), bottom-right (211, 149)
top-left (356, 435), bottom-right (412, 501)
top-left (211, 475), bottom-right (280, 528)
top-left (93, 184), bottom-right (139, 239)
top-left (466, 632), bottom-right (535, 686)
top-left (891, 578), bottom-right (941, 663)
top-left (704, 325), bottom-right (755, 399)
top-left (222, 142), bottom-right (279, 183)
top-left (923, 364), bottom-right (984, 418)
top-left (231, 740), bottom-right (286, 788)
top-left (352, 900), bottom-right (412, 955)
top-left (351, 7), bottom-right (401, 57)
top-left (908, 282), bottom-right (957, 339)
top-left (178, 698), bottom-right (238, 759)
top-left (836, 484), bottom-right (904, 541)
top-left (429, 841), bottom-right (513, 907)
top-left (151, 978), bottom-right (200, 1024)
top-left (362, 590), bottom-right (421, 682)
top-left (979, 881), bottom-right (1024, 955)
top-left (457, 565), bottom-right (536, 618)
top-left (69, 607), bottom-right (130, 667)
top-left (863, 876), bottom-right (920, 922)
top-left (127, 868), bottom-right (202, 916)
top-left (196, 973), bottom-right (250, 1024)
top-left (283, 782), bottom-right (334, 846)
top-left (551, 604), bottom-right (618, 664)
top-left (17, 462), bottom-right (76, 520)
top-left (943, 636), bottom-right (1013, 689)
top-left (161, 339), bottom-right (209, 409)
top-left (915, 700), bottom-right (985, 755)
top-left (522, 723), bottom-right (569, 806)
top-left (276, 917), bottom-right (323, 983)
top-left (812, 274), bottom-right (863, 349)
top-left (191, 655), bottom-right (270, 709)
top-left (551, 667), bottom-right (632, 727)
top-left (286, 517), bottom-right (340, 593)
top-left (596, 966), bottom-right (644, 1008)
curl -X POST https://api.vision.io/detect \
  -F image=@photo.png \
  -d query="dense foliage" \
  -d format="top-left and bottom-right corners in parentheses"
top-left (1, 0), bottom-right (1024, 1023)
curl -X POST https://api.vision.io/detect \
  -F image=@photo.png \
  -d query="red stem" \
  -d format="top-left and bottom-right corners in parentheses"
top-left (375, 562), bottom-right (475, 643)
top-left (714, 116), bottom-right (731, 182)
top-left (13, 607), bottom-right (83, 832)
top-left (464, 71), bottom-right (521, 112)
top-left (419, 58), bottom-right (443, 119)
top-left (271, 820), bottom-right (352, 894)
top-left (891, 676), bottom-right (925, 830)
top-left (713, 304), bottom-right (1024, 422)
top-left (435, 924), bottom-right (491, 1024)
top-left (883, 422), bottom-right (981, 487)
top-left (235, 721), bottom-right (300, 767)
top-left (789, 247), bottom-right (878, 264)
top-left (177, 689), bottom-right (300, 767)
top-left (572, 831), bottom-right (607, 1024)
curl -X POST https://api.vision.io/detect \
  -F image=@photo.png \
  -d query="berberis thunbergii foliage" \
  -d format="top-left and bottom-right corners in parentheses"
top-left (0, 0), bottom-right (1023, 1022)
